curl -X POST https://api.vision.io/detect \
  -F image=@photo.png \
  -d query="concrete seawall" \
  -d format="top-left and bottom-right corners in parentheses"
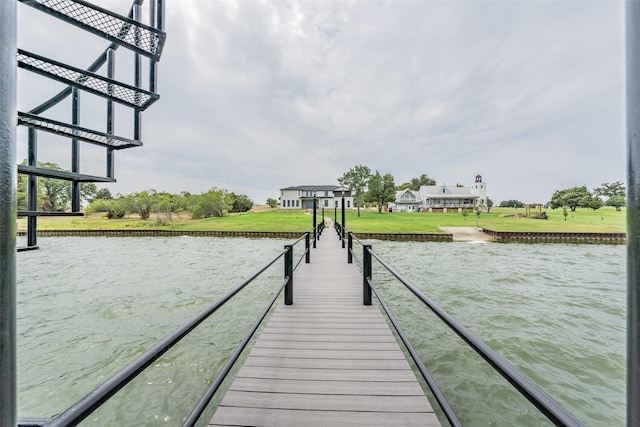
top-left (16, 230), bottom-right (303, 239)
top-left (16, 229), bottom-right (627, 244)
top-left (481, 229), bottom-right (626, 244)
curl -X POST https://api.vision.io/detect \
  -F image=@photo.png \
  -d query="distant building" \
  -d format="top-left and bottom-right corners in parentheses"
top-left (279, 185), bottom-right (354, 210)
top-left (391, 175), bottom-right (488, 213)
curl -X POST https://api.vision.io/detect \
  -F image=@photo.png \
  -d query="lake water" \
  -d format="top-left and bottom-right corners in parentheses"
top-left (16, 237), bottom-right (625, 426)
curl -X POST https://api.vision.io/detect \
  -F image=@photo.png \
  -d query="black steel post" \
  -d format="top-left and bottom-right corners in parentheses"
top-left (149, 0), bottom-right (158, 93)
top-left (284, 245), bottom-right (293, 305)
top-left (318, 204), bottom-right (322, 241)
top-left (27, 128), bottom-right (37, 247)
top-left (348, 232), bottom-right (353, 264)
top-left (313, 194), bottom-right (317, 248)
top-left (133, 2), bottom-right (142, 142)
top-left (628, 3), bottom-right (640, 426)
top-left (0, 1), bottom-right (17, 425)
top-left (341, 194), bottom-right (346, 248)
top-left (71, 87), bottom-right (80, 212)
top-left (106, 48), bottom-right (115, 179)
top-left (363, 244), bottom-right (372, 305)
top-left (157, 0), bottom-right (165, 32)
top-left (334, 203), bottom-right (337, 223)
top-left (305, 231), bottom-right (310, 263)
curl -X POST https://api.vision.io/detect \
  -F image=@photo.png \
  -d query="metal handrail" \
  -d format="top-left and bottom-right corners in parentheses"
top-left (35, 234), bottom-right (310, 427)
top-left (364, 243), bottom-right (584, 427)
top-left (366, 277), bottom-right (461, 427)
top-left (183, 277), bottom-right (289, 426)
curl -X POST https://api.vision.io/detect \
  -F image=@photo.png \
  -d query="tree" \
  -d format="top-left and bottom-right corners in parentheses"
top-left (549, 186), bottom-right (593, 211)
top-left (266, 198), bottom-right (278, 208)
top-left (17, 160), bottom-right (97, 211)
top-left (474, 201), bottom-right (484, 226)
top-left (338, 165), bottom-right (371, 217)
top-left (126, 190), bottom-right (157, 220)
top-left (590, 196), bottom-right (604, 211)
top-left (499, 199), bottom-right (525, 208)
top-left (595, 181), bottom-right (626, 211)
top-left (93, 188), bottom-right (113, 201)
top-left (606, 195), bottom-right (626, 211)
top-left (396, 174), bottom-right (436, 191)
top-left (367, 171), bottom-right (396, 213)
top-left (486, 198), bottom-right (494, 213)
top-left (594, 181), bottom-right (625, 198)
top-left (229, 193), bottom-right (254, 213)
top-left (85, 197), bottom-right (127, 219)
top-left (192, 188), bottom-right (230, 219)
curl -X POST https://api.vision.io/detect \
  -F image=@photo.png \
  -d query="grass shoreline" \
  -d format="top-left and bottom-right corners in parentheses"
top-left (18, 207), bottom-right (627, 235)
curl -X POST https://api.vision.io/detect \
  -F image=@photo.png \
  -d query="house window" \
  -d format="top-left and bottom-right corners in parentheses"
top-left (347, 201), bottom-right (351, 208)
top-left (324, 200), bottom-right (328, 207)
top-left (286, 200), bottom-right (290, 207)
top-left (335, 201), bottom-right (338, 208)
top-left (296, 200), bottom-right (299, 208)
top-left (442, 188), bottom-right (446, 194)
top-left (325, 191), bottom-right (328, 197)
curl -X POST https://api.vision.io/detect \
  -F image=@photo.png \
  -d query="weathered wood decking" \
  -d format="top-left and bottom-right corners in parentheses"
top-left (209, 226), bottom-right (441, 427)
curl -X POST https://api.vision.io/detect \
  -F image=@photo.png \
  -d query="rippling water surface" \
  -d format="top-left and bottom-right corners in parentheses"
top-left (369, 241), bottom-right (625, 427)
top-left (16, 237), bottom-right (625, 426)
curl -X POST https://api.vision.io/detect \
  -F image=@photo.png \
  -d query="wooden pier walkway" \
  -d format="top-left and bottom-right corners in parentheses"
top-left (209, 226), bottom-right (441, 426)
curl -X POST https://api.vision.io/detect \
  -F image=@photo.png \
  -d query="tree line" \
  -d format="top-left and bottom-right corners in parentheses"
top-left (85, 188), bottom-right (253, 221)
top-left (499, 182), bottom-right (626, 211)
top-left (18, 161), bottom-right (254, 220)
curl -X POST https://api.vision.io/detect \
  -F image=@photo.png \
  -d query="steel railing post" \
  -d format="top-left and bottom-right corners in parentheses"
top-left (312, 196), bottom-right (317, 248)
top-left (27, 128), bottom-right (37, 247)
top-left (363, 244), bottom-right (372, 305)
top-left (305, 232), bottom-right (310, 263)
top-left (71, 87), bottom-right (80, 212)
top-left (627, 3), bottom-right (640, 426)
top-left (348, 232), bottom-right (353, 264)
top-left (284, 245), bottom-right (293, 305)
top-left (0, 1), bottom-right (17, 424)
top-left (341, 196), bottom-right (346, 248)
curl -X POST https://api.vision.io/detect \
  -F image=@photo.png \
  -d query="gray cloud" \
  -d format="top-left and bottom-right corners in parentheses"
top-left (16, 0), bottom-right (625, 204)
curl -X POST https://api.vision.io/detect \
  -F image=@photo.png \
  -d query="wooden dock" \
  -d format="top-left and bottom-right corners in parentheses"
top-left (209, 226), bottom-right (441, 426)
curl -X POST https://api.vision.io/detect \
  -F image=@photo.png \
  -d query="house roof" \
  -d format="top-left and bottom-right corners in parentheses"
top-left (419, 184), bottom-right (475, 197)
top-left (280, 185), bottom-right (351, 196)
top-left (280, 185), bottom-right (341, 191)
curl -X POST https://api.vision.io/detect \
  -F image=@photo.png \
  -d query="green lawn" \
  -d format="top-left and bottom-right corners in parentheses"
top-left (20, 207), bottom-right (626, 234)
top-left (340, 207), bottom-right (626, 233)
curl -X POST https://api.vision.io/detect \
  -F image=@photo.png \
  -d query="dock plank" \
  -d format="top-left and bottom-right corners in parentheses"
top-left (208, 226), bottom-right (441, 426)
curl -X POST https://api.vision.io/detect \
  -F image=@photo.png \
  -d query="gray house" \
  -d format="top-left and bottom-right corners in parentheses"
top-left (279, 185), bottom-right (354, 210)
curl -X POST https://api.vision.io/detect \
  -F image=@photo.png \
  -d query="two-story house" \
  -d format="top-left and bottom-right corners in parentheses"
top-left (392, 175), bottom-right (488, 213)
top-left (279, 185), bottom-right (354, 210)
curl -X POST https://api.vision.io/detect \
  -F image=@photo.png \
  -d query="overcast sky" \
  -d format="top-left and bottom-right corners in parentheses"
top-left (16, 0), bottom-right (626, 205)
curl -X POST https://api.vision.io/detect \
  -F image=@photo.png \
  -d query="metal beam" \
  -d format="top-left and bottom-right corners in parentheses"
top-left (0, 2), bottom-right (17, 426)
top-left (628, 3), bottom-right (640, 426)
top-left (18, 165), bottom-right (116, 183)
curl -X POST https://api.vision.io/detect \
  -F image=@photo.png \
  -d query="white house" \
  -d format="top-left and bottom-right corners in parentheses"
top-left (392, 175), bottom-right (488, 213)
top-left (393, 189), bottom-right (421, 212)
top-left (279, 185), bottom-right (354, 210)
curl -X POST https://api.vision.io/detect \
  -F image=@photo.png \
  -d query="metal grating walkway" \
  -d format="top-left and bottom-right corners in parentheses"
top-left (209, 227), bottom-right (441, 427)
